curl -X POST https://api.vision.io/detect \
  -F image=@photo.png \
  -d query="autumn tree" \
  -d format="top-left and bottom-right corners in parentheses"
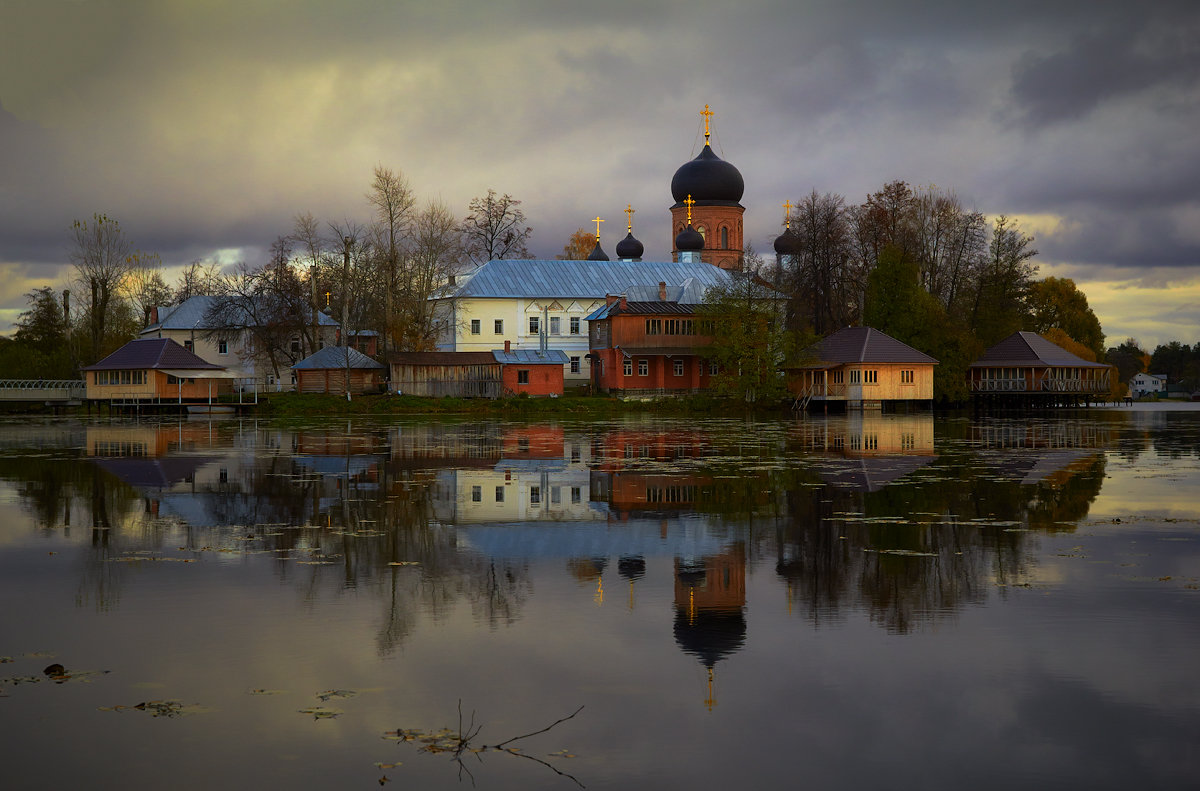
top-left (558, 228), bottom-right (594, 260)
top-left (1027, 276), bottom-right (1104, 359)
top-left (699, 248), bottom-right (794, 404)
top-left (68, 213), bottom-right (136, 363)
top-left (461, 189), bottom-right (532, 265)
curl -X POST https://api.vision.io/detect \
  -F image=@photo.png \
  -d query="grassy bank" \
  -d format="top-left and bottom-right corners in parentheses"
top-left (253, 391), bottom-right (774, 418)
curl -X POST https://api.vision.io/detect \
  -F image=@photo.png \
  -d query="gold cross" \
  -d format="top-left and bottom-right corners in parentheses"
top-left (593, 216), bottom-right (604, 241)
top-left (701, 104), bottom-right (713, 143)
top-left (324, 290), bottom-right (331, 309)
top-left (625, 204), bottom-right (635, 232)
top-left (684, 194), bottom-right (695, 224)
top-left (782, 199), bottom-right (793, 229)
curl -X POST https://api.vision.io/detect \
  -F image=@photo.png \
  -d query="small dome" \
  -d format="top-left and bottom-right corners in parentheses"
top-left (615, 232), bottom-right (644, 260)
top-left (774, 229), bottom-right (801, 255)
top-left (671, 144), bottom-right (744, 206)
top-left (587, 240), bottom-right (610, 261)
top-left (675, 224), bottom-right (704, 252)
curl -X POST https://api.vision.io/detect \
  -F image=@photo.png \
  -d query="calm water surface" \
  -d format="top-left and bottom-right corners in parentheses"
top-left (1, 409), bottom-right (1198, 789)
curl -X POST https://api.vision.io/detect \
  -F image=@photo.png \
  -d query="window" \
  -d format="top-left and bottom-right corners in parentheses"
top-left (720, 226), bottom-right (729, 249)
top-left (570, 356), bottom-right (580, 374)
top-left (665, 319), bottom-right (693, 335)
top-left (495, 485), bottom-right (505, 503)
top-left (219, 468), bottom-right (228, 484)
top-left (494, 319), bottom-right (504, 334)
top-left (697, 225), bottom-right (706, 241)
top-left (832, 370), bottom-right (844, 384)
top-left (570, 445), bottom-right (581, 463)
top-left (901, 370), bottom-right (914, 384)
top-left (517, 370), bottom-right (530, 384)
top-left (645, 319), bottom-right (662, 335)
top-left (184, 340), bottom-right (193, 351)
top-left (571, 486), bottom-right (582, 504)
top-left (570, 316), bottom-right (580, 335)
top-left (290, 337), bottom-right (300, 354)
top-left (471, 486), bottom-right (482, 502)
top-left (673, 359), bottom-right (684, 376)
top-left (864, 370), bottom-right (878, 384)
top-left (218, 339), bottom-right (228, 354)
top-left (470, 319), bottom-right (480, 335)
top-left (850, 370), bottom-right (861, 384)
top-left (638, 359), bottom-right (648, 376)
top-left (551, 487), bottom-right (561, 505)
top-left (709, 362), bottom-right (718, 376)
top-left (530, 486), bottom-right (541, 506)
top-left (549, 316), bottom-right (561, 335)
top-left (623, 359), bottom-right (632, 376)
top-left (528, 316), bottom-right (540, 335)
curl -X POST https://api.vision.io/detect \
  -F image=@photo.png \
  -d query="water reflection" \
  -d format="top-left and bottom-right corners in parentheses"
top-left (2, 411), bottom-right (1199, 788)
top-left (0, 414), bottom-right (1134, 639)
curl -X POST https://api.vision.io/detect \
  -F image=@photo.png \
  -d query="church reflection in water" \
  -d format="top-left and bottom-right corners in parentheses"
top-left (0, 413), bottom-right (1119, 701)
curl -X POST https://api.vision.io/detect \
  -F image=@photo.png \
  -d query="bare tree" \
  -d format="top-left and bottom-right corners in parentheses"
top-left (124, 252), bottom-right (173, 326)
top-left (174, 259), bottom-right (223, 303)
top-left (68, 213), bottom-right (135, 363)
top-left (366, 166), bottom-right (416, 354)
top-left (461, 189), bottom-right (532, 265)
top-left (396, 200), bottom-right (462, 351)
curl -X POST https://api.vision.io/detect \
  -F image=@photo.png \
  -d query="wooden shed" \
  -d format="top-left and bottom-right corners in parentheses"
top-left (389, 352), bottom-right (502, 398)
top-left (82, 338), bottom-right (235, 404)
top-left (292, 346), bottom-right (386, 394)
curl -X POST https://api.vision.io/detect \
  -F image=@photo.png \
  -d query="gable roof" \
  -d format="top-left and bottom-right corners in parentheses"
top-left (292, 346), bottom-right (386, 370)
top-left (82, 338), bottom-right (225, 371)
top-left (143, 295), bottom-right (339, 333)
top-left (806, 326), bottom-right (938, 366)
top-left (443, 259), bottom-right (732, 300)
top-left (970, 331), bottom-right (1108, 368)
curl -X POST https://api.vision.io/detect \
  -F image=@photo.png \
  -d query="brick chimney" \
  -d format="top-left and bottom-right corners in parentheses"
top-left (606, 293), bottom-right (617, 306)
top-left (619, 295), bottom-right (627, 310)
top-left (658, 281), bottom-right (667, 300)
top-left (504, 340), bottom-right (511, 353)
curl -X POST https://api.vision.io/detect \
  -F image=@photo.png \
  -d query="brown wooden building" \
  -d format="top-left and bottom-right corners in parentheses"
top-left (292, 346), bottom-right (386, 395)
top-left (968, 331), bottom-right (1113, 407)
top-left (786, 326), bottom-right (938, 411)
top-left (82, 338), bottom-right (235, 405)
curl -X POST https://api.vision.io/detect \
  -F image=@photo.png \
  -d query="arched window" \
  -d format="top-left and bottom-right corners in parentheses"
top-left (720, 227), bottom-right (728, 249)
top-left (697, 225), bottom-right (706, 242)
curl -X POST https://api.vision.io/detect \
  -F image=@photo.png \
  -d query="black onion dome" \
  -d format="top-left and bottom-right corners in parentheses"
top-left (615, 232), bottom-right (644, 260)
top-left (774, 228), bottom-right (802, 255)
top-left (670, 144), bottom-right (745, 205)
top-left (673, 607), bottom-right (747, 669)
top-left (586, 240), bottom-right (610, 261)
top-left (675, 223), bottom-right (704, 252)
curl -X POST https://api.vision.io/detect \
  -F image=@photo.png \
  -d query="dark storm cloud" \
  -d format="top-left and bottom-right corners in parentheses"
top-left (1009, 9), bottom-right (1200, 129)
top-left (2, 0), bottom-right (1199, 344)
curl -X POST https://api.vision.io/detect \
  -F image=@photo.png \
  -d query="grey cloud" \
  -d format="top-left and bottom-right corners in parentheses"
top-left (1008, 9), bottom-right (1200, 129)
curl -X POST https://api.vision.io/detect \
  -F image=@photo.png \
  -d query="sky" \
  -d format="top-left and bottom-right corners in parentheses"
top-left (1, 0), bottom-right (1198, 350)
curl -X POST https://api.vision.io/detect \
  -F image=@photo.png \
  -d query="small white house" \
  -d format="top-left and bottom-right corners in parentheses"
top-left (1130, 372), bottom-right (1167, 396)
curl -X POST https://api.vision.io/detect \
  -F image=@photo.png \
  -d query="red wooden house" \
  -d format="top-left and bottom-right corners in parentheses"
top-left (585, 284), bottom-right (717, 396)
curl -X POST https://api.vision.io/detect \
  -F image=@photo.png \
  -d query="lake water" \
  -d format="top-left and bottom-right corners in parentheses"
top-left (2, 407), bottom-right (1198, 790)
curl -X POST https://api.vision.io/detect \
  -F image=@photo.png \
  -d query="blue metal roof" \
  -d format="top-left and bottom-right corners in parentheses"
top-left (492, 348), bottom-right (570, 365)
top-left (446, 259), bottom-right (732, 300)
top-left (145, 295), bottom-right (339, 332)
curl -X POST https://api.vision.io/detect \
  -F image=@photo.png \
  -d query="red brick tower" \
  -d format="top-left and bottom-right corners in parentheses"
top-left (670, 106), bottom-right (745, 271)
